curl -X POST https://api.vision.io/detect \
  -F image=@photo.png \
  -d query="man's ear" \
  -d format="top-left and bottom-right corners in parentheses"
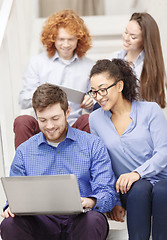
top-left (65, 106), bottom-right (71, 118)
top-left (117, 80), bottom-right (124, 92)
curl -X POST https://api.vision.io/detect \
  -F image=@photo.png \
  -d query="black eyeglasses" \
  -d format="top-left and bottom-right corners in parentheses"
top-left (88, 81), bottom-right (119, 98)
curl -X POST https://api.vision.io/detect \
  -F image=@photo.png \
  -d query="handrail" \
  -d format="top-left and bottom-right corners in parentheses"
top-left (0, 0), bottom-right (13, 48)
top-left (0, 114), bottom-right (9, 176)
top-left (0, 0), bottom-right (14, 176)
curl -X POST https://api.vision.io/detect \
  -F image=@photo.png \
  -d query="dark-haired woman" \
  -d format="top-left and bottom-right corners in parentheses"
top-left (110, 12), bottom-right (166, 108)
top-left (89, 59), bottom-right (167, 240)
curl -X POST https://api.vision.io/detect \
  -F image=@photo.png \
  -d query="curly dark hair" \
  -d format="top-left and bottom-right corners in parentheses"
top-left (90, 59), bottom-right (139, 102)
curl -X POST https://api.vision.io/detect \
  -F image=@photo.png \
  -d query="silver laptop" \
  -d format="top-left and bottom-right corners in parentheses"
top-left (57, 85), bottom-right (85, 104)
top-left (1, 174), bottom-right (85, 215)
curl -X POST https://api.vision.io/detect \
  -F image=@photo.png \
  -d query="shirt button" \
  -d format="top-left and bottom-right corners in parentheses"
top-left (95, 207), bottom-right (99, 209)
top-left (57, 151), bottom-right (60, 153)
top-left (58, 169), bottom-right (61, 172)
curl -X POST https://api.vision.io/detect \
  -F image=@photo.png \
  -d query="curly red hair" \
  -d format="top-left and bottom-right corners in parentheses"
top-left (41, 9), bottom-right (92, 58)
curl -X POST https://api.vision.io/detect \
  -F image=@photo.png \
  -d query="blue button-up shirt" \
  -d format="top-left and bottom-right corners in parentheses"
top-left (10, 126), bottom-right (118, 213)
top-left (89, 101), bottom-right (167, 185)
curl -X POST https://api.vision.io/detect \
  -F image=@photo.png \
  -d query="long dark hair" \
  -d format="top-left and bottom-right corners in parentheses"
top-left (130, 12), bottom-right (166, 108)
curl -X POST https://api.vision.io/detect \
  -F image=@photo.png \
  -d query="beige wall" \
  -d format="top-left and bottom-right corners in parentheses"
top-left (39, 0), bottom-right (104, 17)
top-left (105, 0), bottom-right (148, 15)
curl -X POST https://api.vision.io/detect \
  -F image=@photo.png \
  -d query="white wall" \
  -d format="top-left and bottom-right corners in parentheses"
top-left (0, 0), bottom-right (4, 9)
top-left (0, 0), bottom-right (39, 170)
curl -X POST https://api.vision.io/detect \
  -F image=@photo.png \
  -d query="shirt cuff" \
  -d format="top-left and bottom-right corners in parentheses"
top-left (3, 201), bottom-right (8, 212)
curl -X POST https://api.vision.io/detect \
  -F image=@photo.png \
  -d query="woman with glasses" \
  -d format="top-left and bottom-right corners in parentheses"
top-left (88, 58), bottom-right (167, 240)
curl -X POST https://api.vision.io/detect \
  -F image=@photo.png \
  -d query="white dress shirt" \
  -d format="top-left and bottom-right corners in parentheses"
top-left (19, 52), bottom-right (95, 125)
top-left (109, 49), bottom-right (145, 80)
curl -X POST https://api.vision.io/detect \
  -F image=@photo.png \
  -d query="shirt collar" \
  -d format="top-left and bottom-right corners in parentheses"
top-left (37, 132), bottom-right (48, 146)
top-left (37, 124), bottom-right (77, 146)
top-left (133, 50), bottom-right (145, 68)
top-left (105, 100), bottom-right (136, 119)
top-left (52, 52), bottom-right (78, 64)
top-left (105, 101), bottom-right (137, 134)
top-left (65, 125), bottom-right (77, 141)
top-left (119, 49), bottom-right (145, 68)
top-left (129, 100), bottom-right (136, 119)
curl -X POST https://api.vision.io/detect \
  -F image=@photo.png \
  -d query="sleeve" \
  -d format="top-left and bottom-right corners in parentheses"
top-left (10, 149), bottom-right (27, 176)
top-left (3, 149), bottom-right (26, 211)
top-left (89, 112), bottom-right (99, 136)
top-left (88, 137), bottom-right (119, 213)
top-left (135, 103), bottom-right (167, 178)
top-left (18, 56), bottom-right (41, 109)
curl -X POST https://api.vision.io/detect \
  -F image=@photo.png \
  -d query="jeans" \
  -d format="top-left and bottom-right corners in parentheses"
top-left (121, 179), bottom-right (167, 240)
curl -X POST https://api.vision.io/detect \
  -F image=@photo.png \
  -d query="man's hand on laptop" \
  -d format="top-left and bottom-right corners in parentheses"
top-left (1, 207), bottom-right (15, 218)
top-left (81, 197), bottom-right (96, 209)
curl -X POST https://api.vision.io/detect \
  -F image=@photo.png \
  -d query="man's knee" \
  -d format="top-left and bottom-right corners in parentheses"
top-left (1, 216), bottom-right (35, 240)
top-left (72, 114), bottom-right (90, 133)
top-left (73, 211), bottom-right (109, 240)
top-left (14, 115), bottom-right (36, 132)
top-left (14, 115), bottom-right (40, 149)
top-left (1, 217), bottom-right (15, 238)
top-left (85, 211), bottom-right (109, 236)
top-left (85, 211), bottom-right (106, 225)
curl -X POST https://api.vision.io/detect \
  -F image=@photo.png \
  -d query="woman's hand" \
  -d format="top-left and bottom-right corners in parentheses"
top-left (80, 95), bottom-right (94, 110)
top-left (1, 207), bottom-right (15, 218)
top-left (116, 172), bottom-right (141, 194)
top-left (107, 205), bottom-right (125, 222)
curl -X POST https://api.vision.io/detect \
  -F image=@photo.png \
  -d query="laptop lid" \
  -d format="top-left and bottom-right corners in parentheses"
top-left (56, 85), bottom-right (85, 104)
top-left (1, 174), bottom-right (84, 215)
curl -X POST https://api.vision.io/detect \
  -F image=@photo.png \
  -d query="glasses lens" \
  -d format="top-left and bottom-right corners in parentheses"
top-left (88, 88), bottom-right (108, 98)
top-left (92, 91), bottom-right (97, 98)
top-left (98, 88), bottom-right (107, 96)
